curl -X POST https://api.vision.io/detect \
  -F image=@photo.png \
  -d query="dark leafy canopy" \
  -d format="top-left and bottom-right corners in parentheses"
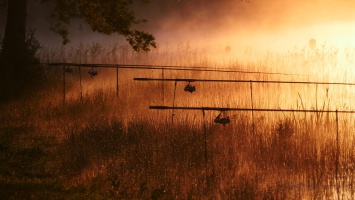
top-left (41, 0), bottom-right (156, 51)
top-left (0, 0), bottom-right (7, 7)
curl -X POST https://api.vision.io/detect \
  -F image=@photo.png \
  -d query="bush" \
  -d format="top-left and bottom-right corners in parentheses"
top-left (24, 28), bottom-right (41, 64)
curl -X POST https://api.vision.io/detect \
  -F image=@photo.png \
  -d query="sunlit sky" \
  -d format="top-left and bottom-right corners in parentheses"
top-left (1, 0), bottom-right (355, 52)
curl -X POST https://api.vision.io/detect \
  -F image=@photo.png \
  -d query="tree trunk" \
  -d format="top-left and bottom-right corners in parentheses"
top-left (0, 0), bottom-right (28, 101)
top-left (1, 0), bottom-right (27, 68)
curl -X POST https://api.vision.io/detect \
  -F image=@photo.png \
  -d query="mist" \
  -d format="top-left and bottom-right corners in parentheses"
top-left (133, 0), bottom-right (355, 52)
top-left (136, 0), bottom-right (355, 52)
top-left (1, 0), bottom-right (355, 52)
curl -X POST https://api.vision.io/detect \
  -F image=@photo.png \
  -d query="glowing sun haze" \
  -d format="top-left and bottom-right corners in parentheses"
top-left (137, 0), bottom-right (355, 52)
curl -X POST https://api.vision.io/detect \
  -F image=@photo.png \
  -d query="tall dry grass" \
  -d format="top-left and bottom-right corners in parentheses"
top-left (1, 42), bottom-right (355, 199)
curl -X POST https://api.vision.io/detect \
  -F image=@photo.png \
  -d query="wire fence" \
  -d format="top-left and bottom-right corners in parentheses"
top-left (45, 62), bottom-right (309, 103)
top-left (134, 77), bottom-right (355, 86)
top-left (149, 106), bottom-right (355, 113)
top-left (44, 62), bottom-right (305, 76)
top-left (45, 62), bottom-right (355, 115)
top-left (45, 62), bottom-right (349, 189)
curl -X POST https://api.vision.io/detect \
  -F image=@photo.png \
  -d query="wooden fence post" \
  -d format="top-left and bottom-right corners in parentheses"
top-left (202, 108), bottom-right (209, 189)
top-left (172, 81), bottom-right (177, 124)
top-left (79, 66), bottom-right (83, 105)
top-left (116, 66), bottom-right (119, 98)
top-left (162, 66), bottom-right (165, 104)
top-left (335, 110), bottom-right (340, 199)
top-left (250, 80), bottom-right (255, 135)
top-left (62, 65), bottom-right (66, 103)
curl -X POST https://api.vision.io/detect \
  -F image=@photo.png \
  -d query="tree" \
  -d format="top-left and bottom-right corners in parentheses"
top-left (43, 0), bottom-right (156, 51)
top-left (0, 0), bottom-right (156, 100)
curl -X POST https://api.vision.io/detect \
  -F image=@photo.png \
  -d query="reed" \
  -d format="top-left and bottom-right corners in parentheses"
top-left (1, 42), bottom-right (355, 199)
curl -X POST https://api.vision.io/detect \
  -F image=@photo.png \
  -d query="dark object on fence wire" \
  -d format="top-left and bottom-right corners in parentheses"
top-left (88, 67), bottom-right (98, 78)
top-left (184, 82), bottom-right (196, 93)
top-left (65, 66), bottom-right (74, 73)
top-left (214, 112), bottom-right (230, 125)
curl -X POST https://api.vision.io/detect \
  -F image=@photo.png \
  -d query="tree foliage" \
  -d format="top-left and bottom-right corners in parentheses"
top-left (40, 0), bottom-right (156, 51)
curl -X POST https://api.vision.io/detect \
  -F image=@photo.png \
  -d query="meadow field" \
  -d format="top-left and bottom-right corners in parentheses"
top-left (1, 42), bottom-right (355, 199)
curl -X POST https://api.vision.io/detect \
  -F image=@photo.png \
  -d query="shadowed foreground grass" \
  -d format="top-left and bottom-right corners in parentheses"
top-left (1, 89), bottom-right (355, 199)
